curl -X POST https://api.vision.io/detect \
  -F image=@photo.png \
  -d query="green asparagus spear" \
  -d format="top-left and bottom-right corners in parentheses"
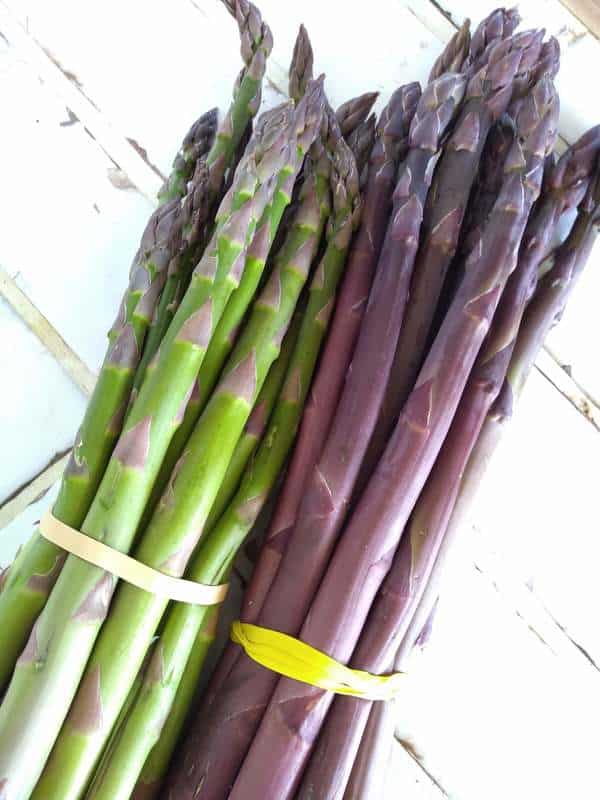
top-left (204, 311), bottom-right (303, 532)
top-left (89, 120), bottom-right (358, 800)
top-left (132, 0), bottom-right (273, 393)
top-left (0, 0), bottom-right (273, 694)
top-left (143, 80), bottom-right (327, 529)
top-left (25, 91), bottom-right (324, 800)
top-left (0, 191), bottom-right (185, 690)
top-left (0, 98), bottom-right (303, 799)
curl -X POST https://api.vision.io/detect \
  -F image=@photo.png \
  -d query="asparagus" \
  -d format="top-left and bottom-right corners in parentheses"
top-left (336, 92), bottom-right (379, 138)
top-left (342, 699), bottom-right (396, 800)
top-left (88, 122), bottom-right (357, 800)
top-left (289, 24), bottom-right (378, 139)
top-left (198, 86), bottom-right (420, 726)
top-left (157, 108), bottom-right (219, 205)
top-left (299, 128), bottom-right (600, 800)
top-left (128, 606), bottom-right (220, 800)
top-left (345, 113), bottom-right (377, 177)
top-left (145, 82), bottom-right (327, 523)
top-left (0, 0), bottom-right (273, 693)
top-left (364, 30), bottom-right (545, 480)
top-left (289, 24), bottom-right (314, 103)
top-left (297, 357), bottom-right (515, 800)
top-left (238, 85), bottom-right (420, 620)
top-left (204, 311), bottom-right (303, 533)
top-left (515, 35), bottom-right (561, 97)
top-left (223, 76), bottom-right (557, 800)
top-left (428, 19), bottom-right (471, 82)
top-left (164, 75), bottom-right (464, 800)
top-left (121, 321), bottom-right (302, 800)
top-left (456, 40), bottom-right (560, 280)
top-left (0, 188), bottom-right (186, 690)
top-left (0, 98), bottom-right (305, 798)
top-left (342, 604), bottom-right (437, 800)
top-left (468, 6), bottom-right (521, 70)
top-left (398, 154), bottom-right (600, 675)
top-left (459, 112), bottom-right (517, 259)
top-left (29, 93), bottom-right (325, 800)
top-left (132, 0), bottom-right (273, 394)
top-left (214, 0), bottom-right (275, 187)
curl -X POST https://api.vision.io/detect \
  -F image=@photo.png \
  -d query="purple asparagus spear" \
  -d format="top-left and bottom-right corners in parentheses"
top-left (227, 75), bottom-right (557, 800)
top-left (164, 75), bottom-right (464, 800)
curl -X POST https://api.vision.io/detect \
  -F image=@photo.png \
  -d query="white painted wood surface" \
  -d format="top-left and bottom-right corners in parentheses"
top-left (0, 1), bottom-right (598, 797)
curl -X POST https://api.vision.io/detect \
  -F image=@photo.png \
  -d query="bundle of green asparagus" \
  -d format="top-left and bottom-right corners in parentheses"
top-left (1, 4), bottom-right (598, 799)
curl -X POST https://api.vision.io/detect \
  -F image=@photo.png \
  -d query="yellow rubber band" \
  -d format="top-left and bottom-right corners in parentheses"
top-left (39, 512), bottom-right (228, 606)
top-left (230, 621), bottom-right (405, 701)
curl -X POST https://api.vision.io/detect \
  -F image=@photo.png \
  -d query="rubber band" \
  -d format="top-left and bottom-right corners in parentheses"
top-left (39, 512), bottom-right (228, 606)
top-left (230, 621), bottom-right (405, 701)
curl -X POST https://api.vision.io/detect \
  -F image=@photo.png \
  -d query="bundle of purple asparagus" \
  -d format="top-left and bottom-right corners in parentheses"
top-left (0, 4), bottom-right (598, 799)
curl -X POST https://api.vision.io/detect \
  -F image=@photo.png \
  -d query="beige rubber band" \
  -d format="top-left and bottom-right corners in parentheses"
top-left (39, 512), bottom-right (228, 606)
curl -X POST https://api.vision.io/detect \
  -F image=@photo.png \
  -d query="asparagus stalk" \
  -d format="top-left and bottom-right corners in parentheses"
top-left (456, 40), bottom-right (560, 280)
top-left (428, 19), bottom-right (471, 82)
top-left (29, 93), bottom-right (325, 800)
top-left (406, 177), bottom-right (600, 678)
top-left (90, 123), bottom-right (357, 800)
top-left (342, 602), bottom-right (437, 800)
top-left (165, 74), bottom-right (465, 800)
top-left (123, 322), bottom-right (303, 800)
top-left (289, 23), bottom-right (314, 103)
top-left (132, 0), bottom-right (273, 394)
top-left (336, 92), bottom-right (379, 138)
top-left (459, 112), bottom-right (517, 258)
top-left (204, 311), bottom-right (303, 533)
top-left (342, 699), bottom-right (397, 800)
top-left (0, 188), bottom-right (188, 690)
top-left (214, 0), bottom-right (274, 186)
top-left (223, 76), bottom-right (557, 800)
top-left (363, 29), bottom-right (545, 481)
top-left (299, 129), bottom-right (600, 800)
top-left (0, 1), bottom-right (273, 693)
top-left (200, 84), bottom-right (420, 719)
top-left (127, 606), bottom-right (220, 800)
top-left (468, 6), bottom-right (521, 70)
top-left (145, 82), bottom-right (327, 523)
top-left (398, 155), bottom-right (600, 673)
top-left (0, 98), bottom-right (303, 798)
top-left (345, 113), bottom-right (377, 177)
top-left (157, 108), bottom-right (219, 205)
top-left (93, 138), bottom-right (338, 798)
top-left (288, 23), bottom-right (377, 138)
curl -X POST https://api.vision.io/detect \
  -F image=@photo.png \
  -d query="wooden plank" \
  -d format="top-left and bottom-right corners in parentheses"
top-left (456, 366), bottom-right (600, 666)
top-left (560, 0), bottom-right (600, 38)
top-left (0, 1), bottom-right (162, 201)
top-left (387, 738), bottom-right (448, 798)
top-left (393, 558), bottom-right (600, 800)
top-left (0, 27), bottom-right (154, 373)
